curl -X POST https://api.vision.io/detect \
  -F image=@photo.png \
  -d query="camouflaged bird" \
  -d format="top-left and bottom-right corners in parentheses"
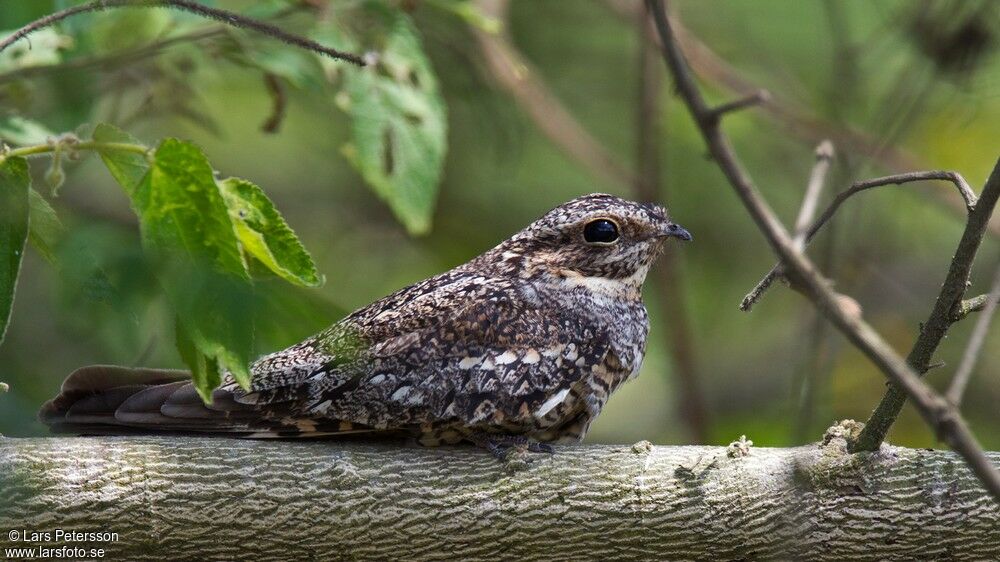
top-left (40, 194), bottom-right (691, 455)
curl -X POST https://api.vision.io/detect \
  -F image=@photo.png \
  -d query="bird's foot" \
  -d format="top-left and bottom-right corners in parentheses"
top-left (469, 433), bottom-right (554, 459)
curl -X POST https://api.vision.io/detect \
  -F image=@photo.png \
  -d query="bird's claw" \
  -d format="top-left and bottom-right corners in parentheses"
top-left (527, 442), bottom-right (555, 454)
top-left (470, 433), bottom-right (554, 459)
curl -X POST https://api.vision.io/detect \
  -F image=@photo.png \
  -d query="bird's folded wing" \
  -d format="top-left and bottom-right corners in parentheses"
top-left (231, 274), bottom-right (612, 430)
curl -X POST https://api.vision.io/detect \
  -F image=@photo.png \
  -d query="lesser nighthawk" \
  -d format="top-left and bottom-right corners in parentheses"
top-left (41, 194), bottom-right (691, 455)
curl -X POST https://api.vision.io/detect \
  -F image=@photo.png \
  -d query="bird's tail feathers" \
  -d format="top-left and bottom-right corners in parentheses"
top-left (39, 365), bottom-right (383, 438)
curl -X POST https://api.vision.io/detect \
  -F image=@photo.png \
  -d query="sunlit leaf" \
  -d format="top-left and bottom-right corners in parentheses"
top-left (340, 6), bottom-right (447, 235)
top-left (135, 138), bottom-right (247, 279)
top-left (27, 188), bottom-right (65, 264)
top-left (0, 157), bottom-right (30, 344)
top-left (93, 123), bottom-right (150, 197)
top-left (218, 177), bottom-right (321, 287)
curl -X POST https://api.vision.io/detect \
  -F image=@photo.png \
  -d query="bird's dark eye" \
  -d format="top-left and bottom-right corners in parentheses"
top-left (583, 219), bottom-right (619, 244)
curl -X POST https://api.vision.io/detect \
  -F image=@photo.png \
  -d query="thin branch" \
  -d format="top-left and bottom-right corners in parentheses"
top-left (646, 0), bottom-right (1000, 503)
top-left (853, 165), bottom-right (1000, 452)
top-left (741, 140), bottom-right (835, 313)
top-left (952, 293), bottom-right (990, 321)
top-left (850, 171), bottom-right (977, 210)
top-left (0, 0), bottom-right (366, 67)
top-left (741, 170), bottom-right (978, 311)
top-left (740, 272), bottom-right (780, 312)
top-left (706, 89), bottom-right (771, 122)
top-left (946, 261), bottom-right (1000, 406)
top-left (792, 1), bottom-right (857, 443)
top-left (794, 141), bottom-right (836, 248)
top-left (797, 171), bottom-right (977, 245)
top-left (0, 139), bottom-right (149, 164)
top-left (789, 142), bottom-right (837, 442)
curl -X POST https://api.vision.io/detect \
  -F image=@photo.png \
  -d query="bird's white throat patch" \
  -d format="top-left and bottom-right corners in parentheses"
top-left (555, 263), bottom-right (650, 297)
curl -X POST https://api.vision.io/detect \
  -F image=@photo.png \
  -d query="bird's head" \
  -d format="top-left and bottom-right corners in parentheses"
top-left (491, 193), bottom-right (691, 290)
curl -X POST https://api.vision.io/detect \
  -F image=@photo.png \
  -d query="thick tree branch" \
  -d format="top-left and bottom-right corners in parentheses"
top-left (1, 437), bottom-right (998, 560)
top-left (645, 0), bottom-right (1000, 502)
top-left (0, 0), bottom-right (366, 66)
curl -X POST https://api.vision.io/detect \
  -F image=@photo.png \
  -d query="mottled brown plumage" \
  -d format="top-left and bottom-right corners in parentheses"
top-left (40, 194), bottom-right (690, 454)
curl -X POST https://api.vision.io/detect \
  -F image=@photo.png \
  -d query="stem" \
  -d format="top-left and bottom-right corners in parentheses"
top-left (0, 140), bottom-right (150, 165)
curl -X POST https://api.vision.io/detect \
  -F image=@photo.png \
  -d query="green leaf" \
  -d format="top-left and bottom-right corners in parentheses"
top-left (340, 7), bottom-right (448, 235)
top-left (0, 157), bottom-right (30, 344)
top-left (167, 267), bottom-right (254, 391)
top-left (175, 317), bottom-right (222, 403)
top-left (135, 138), bottom-right (253, 388)
top-left (27, 188), bottom-right (65, 263)
top-left (218, 177), bottom-right (322, 287)
top-left (135, 138), bottom-right (248, 279)
top-left (93, 123), bottom-right (150, 197)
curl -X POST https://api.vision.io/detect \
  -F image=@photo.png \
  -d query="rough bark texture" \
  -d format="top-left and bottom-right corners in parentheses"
top-left (0, 436), bottom-right (997, 561)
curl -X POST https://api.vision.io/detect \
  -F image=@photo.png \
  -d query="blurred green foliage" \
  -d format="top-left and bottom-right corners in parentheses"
top-left (0, 0), bottom-right (997, 450)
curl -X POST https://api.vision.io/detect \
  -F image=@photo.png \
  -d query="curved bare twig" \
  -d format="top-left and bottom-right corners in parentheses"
top-left (0, 0), bottom-right (366, 66)
top-left (742, 170), bottom-right (978, 311)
